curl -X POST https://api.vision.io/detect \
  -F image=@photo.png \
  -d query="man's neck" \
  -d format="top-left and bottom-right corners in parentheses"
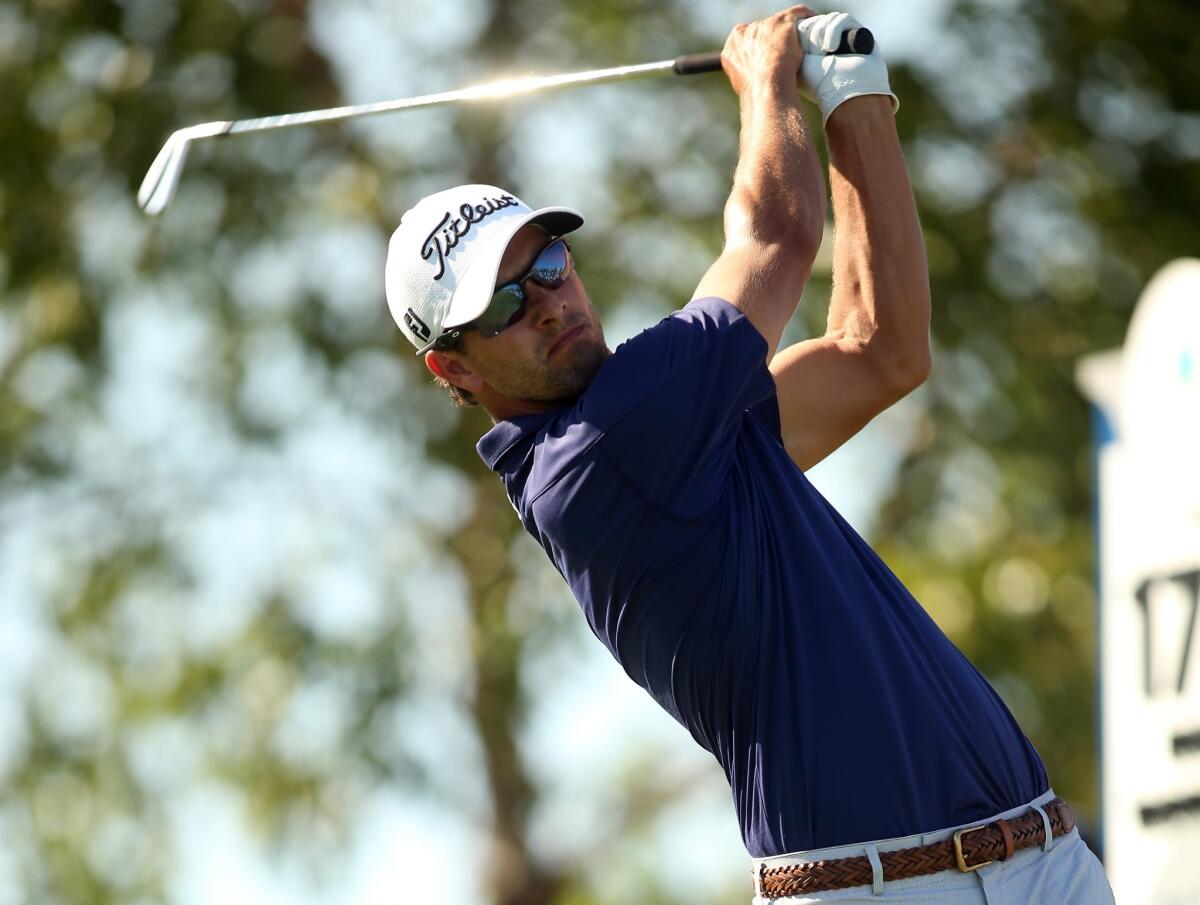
top-left (481, 393), bottom-right (568, 424)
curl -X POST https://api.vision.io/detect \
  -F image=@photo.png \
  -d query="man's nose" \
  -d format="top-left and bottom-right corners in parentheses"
top-left (525, 283), bottom-right (567, 328)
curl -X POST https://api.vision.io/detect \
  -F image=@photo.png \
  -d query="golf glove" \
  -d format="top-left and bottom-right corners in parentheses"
top-left (797, 12), bottom-right (899, 124)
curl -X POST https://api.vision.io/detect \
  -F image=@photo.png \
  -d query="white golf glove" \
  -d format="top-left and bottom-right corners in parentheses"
top-left (797, 12), bottom-right (899, 124)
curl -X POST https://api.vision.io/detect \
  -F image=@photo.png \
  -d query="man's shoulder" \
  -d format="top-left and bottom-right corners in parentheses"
top-left (603, 296), bottom-right (758, 369)
top-left (580, 296), bottom-right (766, 423)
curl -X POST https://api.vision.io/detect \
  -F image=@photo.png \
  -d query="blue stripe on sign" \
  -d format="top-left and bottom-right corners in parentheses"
top-left (1092, 403), bottom-right (1117, 448)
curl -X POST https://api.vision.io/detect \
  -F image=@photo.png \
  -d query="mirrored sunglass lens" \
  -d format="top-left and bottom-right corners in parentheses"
top-left (531, 240), bottom-right (570, 286)
top-left (473, 240), bottom-right (571, 339)
top-left (479, 284), bottom-right (525, 336)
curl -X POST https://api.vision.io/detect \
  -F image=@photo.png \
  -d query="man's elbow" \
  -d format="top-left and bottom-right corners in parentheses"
top-left (777, 198), bottom-right (826, 267)
top-left (879, 341), bottom-right (931, 398)
top-left (725, 192), bottom-right (825, 269)
top-left (854, 328), bottom-right (929, 401)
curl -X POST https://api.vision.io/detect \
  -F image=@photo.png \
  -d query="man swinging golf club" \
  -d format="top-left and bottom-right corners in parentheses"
top-left (385, 8), bottom-right (1114, 902)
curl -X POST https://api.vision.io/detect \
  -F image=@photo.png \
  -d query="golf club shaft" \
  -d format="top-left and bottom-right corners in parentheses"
top-left (225, 28), bottom-right (870, 136)
top-left (138, 26), bottom-right (872, 214)
top-left (225, 60), bottom-right (679, 138)
top-left (224, 27), bottom-right (871, 138)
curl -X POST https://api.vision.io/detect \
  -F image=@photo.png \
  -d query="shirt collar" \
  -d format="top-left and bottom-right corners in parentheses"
top-left (476, 408), bottom-right (565, 471)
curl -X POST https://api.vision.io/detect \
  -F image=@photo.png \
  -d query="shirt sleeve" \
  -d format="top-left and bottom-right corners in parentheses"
top-left (580, 296), bottom-right (780, 517)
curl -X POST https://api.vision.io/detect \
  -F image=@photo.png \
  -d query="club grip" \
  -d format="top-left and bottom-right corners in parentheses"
top-left (838, 27), bottom-right (873, 56)
top-left (673, 27), bottom-right (874, 75)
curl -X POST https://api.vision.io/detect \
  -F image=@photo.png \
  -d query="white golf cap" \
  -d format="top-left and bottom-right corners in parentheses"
top-left (385, 184), bottom-right (584, 352)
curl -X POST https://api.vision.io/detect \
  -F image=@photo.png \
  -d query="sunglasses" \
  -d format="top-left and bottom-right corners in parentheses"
top-left (436, 238), bottom-right (573, 348)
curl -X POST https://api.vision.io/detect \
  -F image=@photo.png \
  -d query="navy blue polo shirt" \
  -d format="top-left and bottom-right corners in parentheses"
top-left (477, 296), bottom-right (1047, 857)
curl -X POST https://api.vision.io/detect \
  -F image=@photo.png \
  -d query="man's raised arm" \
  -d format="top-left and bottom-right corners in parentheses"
top-left (768, 16), bottom-right (932, 472)
top-left (692, 6), bottom-right (828, 357)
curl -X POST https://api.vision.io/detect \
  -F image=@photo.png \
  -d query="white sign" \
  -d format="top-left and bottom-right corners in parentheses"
top-left (1078, 259), bottom-right (1200, 905)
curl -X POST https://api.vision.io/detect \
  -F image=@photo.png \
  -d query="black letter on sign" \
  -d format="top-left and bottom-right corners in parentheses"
top-left (1135, 569), bottom-right (1200, 697)
top-left (1176, 570), bottom-right (1200, 694)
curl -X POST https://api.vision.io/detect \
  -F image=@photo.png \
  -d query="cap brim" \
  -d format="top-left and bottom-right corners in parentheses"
top-left (440, 206), bottom-right (584, 333)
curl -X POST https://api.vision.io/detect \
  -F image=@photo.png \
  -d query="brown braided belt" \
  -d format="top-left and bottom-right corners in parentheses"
top-left (759, 798), bottom-right (1076, 899)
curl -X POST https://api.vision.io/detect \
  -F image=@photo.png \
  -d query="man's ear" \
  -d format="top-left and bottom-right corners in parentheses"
top-left (425, 349), bottom-right (484, 394)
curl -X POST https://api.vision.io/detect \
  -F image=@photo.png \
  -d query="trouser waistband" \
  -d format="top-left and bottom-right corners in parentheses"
top-left (753, 790), bottom-right (1072, 899)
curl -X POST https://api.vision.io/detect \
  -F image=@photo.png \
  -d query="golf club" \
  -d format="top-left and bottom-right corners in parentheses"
top-left (137, 27), bottom-right (872, 215)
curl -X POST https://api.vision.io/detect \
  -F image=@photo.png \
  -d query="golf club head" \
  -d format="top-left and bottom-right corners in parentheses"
top-left (137, 121), bottom-right (232, 216)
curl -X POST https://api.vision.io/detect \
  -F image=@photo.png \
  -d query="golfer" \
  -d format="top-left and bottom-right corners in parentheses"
top-left (385, 8), bottom-right (1114, 903)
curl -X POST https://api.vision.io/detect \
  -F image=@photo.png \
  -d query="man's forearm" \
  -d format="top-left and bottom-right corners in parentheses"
top-left (693, 10), bottom-right (830, 355)
top-left (700, 82), bottom-right (826, 353)
top-left (726, 84), bottom-right (827, 254)
top-left (823, 96), bottom-right (931, 390)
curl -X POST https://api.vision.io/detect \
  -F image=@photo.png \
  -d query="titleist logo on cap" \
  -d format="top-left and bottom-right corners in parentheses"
top-left (421, 194), bottom-right (520, 280)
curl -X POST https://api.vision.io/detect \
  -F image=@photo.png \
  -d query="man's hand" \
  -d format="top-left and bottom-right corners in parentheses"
top-left (719, 5), bottom-right (813, 97)
top-left (797, 12), bottom-right (898, 123)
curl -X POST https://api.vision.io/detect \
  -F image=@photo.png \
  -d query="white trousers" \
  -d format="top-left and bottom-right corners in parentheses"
top-left (751, 790), bottom-right (1115, 904)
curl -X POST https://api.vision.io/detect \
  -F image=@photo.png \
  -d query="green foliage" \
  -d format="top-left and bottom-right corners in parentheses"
top-left (2, 0), bottom-right (423, 899)
top-left (3, 0), bottom-right (1197, 901)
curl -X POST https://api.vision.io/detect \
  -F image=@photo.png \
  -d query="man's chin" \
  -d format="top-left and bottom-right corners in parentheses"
top-left (533, 346), bottom-right (610, 404)
top-left (563, 342), bottom-right (611, 391)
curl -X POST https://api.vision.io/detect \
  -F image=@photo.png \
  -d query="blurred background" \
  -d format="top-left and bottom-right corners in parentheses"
top-left (2, 0), bottom-right (1198, 902)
